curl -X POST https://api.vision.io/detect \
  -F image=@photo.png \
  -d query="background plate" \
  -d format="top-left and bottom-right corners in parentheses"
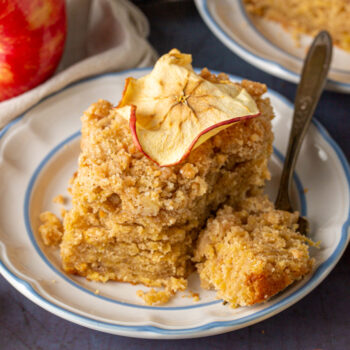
top-left (0, 69), bottom-right (349, 339)
top-left (195, 0), bottom-right (350, 93)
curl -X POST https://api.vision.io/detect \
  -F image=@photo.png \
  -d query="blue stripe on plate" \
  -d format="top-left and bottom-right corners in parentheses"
top-left (0, 69), bottom-right (349, 335)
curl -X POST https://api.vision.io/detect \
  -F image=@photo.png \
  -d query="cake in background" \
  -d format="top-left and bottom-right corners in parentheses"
top-left (244, 0), bottom-right (350, 52)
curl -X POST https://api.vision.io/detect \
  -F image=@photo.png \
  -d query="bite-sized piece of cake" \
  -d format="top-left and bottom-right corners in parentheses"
top-left (39, 212), bottom-right (63, 247)
top-left (244, 0), bottom-right (350, 52)
top-left (194, 195), bottom-right (314, 307)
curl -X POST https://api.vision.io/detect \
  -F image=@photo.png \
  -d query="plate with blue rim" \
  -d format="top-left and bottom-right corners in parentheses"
top-left (0, 68), bottom-right (349, 339)
top-left (195, 0), bottom-right (350, 93)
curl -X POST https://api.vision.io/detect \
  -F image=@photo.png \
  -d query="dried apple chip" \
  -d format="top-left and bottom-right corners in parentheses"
top-left (118, 49), bottom-right (260, 166)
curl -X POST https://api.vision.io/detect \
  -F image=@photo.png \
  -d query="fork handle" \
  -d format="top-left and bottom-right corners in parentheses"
top-left (275, 31), bottom-right (332, 211)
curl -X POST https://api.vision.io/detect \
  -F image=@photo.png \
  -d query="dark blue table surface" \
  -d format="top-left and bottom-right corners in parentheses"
top-left (1, 2), bottom-right (350, 349)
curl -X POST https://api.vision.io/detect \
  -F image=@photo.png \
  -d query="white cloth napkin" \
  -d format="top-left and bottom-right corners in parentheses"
top-left (0, 0), bottom-right (157, 129)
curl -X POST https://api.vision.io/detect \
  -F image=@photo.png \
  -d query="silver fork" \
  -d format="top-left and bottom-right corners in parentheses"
top-left (275, 31), bottom-right (333, 235)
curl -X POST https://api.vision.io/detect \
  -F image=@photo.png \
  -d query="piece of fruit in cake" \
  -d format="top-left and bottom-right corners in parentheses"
top-left (193, 195), bottom-right (315, 307)
top-left (118, 49), bottom-right (260, 166)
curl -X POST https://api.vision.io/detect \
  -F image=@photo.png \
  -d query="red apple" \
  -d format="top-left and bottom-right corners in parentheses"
top-left (0, 0), bottom-right (67, 102)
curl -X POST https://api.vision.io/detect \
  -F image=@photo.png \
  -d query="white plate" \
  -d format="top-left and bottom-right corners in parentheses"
top-left (0, 69), bottom-right (349, 339)
top-left (195, 0), bottom-right (350, 93)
